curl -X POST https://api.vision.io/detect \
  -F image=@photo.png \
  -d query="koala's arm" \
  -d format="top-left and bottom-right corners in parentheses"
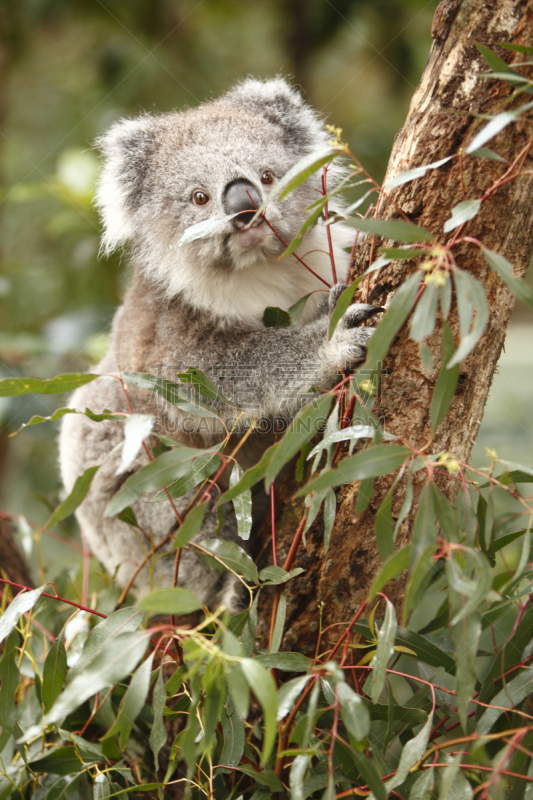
top-left (206, 287), bottom-right (380, 421)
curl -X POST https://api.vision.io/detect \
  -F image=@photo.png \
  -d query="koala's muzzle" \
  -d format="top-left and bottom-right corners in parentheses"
top-left (224, 180), bottom-right (262, 229)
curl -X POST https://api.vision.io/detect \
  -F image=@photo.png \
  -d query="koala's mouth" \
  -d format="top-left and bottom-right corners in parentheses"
top-left (234, 216), bottom-right (267, 249)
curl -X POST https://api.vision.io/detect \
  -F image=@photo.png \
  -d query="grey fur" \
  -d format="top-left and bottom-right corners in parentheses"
top-left (59, 78), bottom-right (379, 612)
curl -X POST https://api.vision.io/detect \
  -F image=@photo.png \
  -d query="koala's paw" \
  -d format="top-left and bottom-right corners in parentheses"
top-left (323, 283), bottom-right (383, 369)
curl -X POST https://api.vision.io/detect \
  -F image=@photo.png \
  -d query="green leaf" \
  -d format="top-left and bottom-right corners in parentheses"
top-left (230, 464), bottom-right (253, 540)
top-left (365, 597), bottom-right (397, 703)
top-left (289, 754), bottom-right (310, 800)
top-left (149, 668), bottom-right (167, 768)
top-left (233, 764), bottom-right (283, 792)
top-left (403, 546), bottom-right (439, 624)
top-left (258, 565), bottom-right (304, 585)
top-left (115, 414), bottom-right (153, 476)
top-left (448, 270), bottom-right (489, 367)
top-left (68, 608), bottom-right (143, 683)
top-left (375, 486), bottom-right (394, 562)
top-left (443, 199), bottom-right (481, 233)
top-left (383, 711), bottom-right (433, 795)
top-left (368, 545), bottom-right (411, 601)
top-left (269, 590), bottom-right (286, 654)
top-left (282, 203), bottom-right (325, 258)
top-left (430, 320), bottom-right (460, 431)
top-left (240, 658), bottom-right (278, 765)
top-left (328, 276), bottom-right (367, 339)
top-left (365, 271), bottom-right (424, 371)
top-left (42, 628), bottom-right (68, 713)
top-left (323, 487), bottom-right (336, 552)
top-left (29, 747), bottom-right (85, 776)
top-left (469, 146), bottom-right (506, 162)
top-left (277, 675), bottom-right (312, 721)
top-left (0, 373), bottom-right (98, 397)
top-left (218, 443), bottom-right (278, 506)
top-left (477, 664), bottom-right (533, 735)
top-left (10, 407), bottom-right (124, 436)
top-left (0, 585), bottom-right (45, 644)
top-left (137, 587), bottom-right (202, 615)
top-left (475, 42), bottom-right (520, 75)
top-left (105, 445), bottom-right (206, 517)
top-left (450, 611), bottom-right (481, 730)
top-left (262, 306), bottom-right (292, 327)
top-left (494, 529), bottom-right (529, 552)
top-left (356, 476), bottom-right (374, 515)
top-left (102, 653), bottom-right (154, 747)
top-left (297, 444), bottom-right (411, 498)
top-left (288, 292), bottom-right (315, 325)
top-left (198, 538), bottom-right (258, 582)
top-left (344, 747), bottom-right (386, 800)
top-left (499, 42), bottom-right (533, 53)
top-left (122, 372), bottom-right (218, 417)
top-left (337, 681), bottom-right (370, 741)
top-left (176, 212), bottom-right (238, 245)
top-left (174, 502), bottom-right (208, 548)
top-left (409, 768), bottom-right (435, 799)
top-left (344, 217), bottom-right (435, 243)
top-left (220, 701), bottom-right (245, 767)
top-left (0, 632), bottom-right (19, 752)
top-left (176, 366), bottom-right (230, 404)
top-left (151, 448), bottom-right (222, 502)
top-left (256, 652), bottom-right (312, 672)
top-left (385, 156), bottom-right (452, 189)
top-left (410, 280), bottom-right (438, 342)
top-left (22, 630), bottom-right (149, 742)
top-left (286, 149), bottom-right (341, 200)
top-left (46, 466), bottom-right (99, 529)
top-left (466, 109), bottom-right (522, 154)
top-left (478, 606), bottom-right (533, 707)
top-left (482, 246), bottom-right (533, 306)
top-left (265, 392), bottom-right (334, 488)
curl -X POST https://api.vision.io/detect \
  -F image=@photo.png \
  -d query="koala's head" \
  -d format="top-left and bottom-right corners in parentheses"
top-left (95, 78), bottom-right (340, 303)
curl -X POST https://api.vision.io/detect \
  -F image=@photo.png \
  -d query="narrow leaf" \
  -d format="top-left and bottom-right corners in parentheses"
top-left (230, 463), bottom-right (253, 540)
top-left (0, 373), bottom-right (98, 397)
top-left (263, 306), bottom-right (292, 327)
top-left (0, 585), bottom-right (45, 644)
top-left (430, 320), bottom-right (460, 431)
top-left (385, 156), bottom-right (452, 189)
top-left (365, 271), bottom-right (424, 371)
top-left (137, 587), bottom-right (202, 615)
top-left (105, 445), bottom-right (206, 517)
top-left (344, 217), bottom-right (435, 243)
top-left (115, 415), bottom-right (154, 476)
top-left (240, 658), bottom-right (278, 765)
top-left (443, 199), bottom-right (481, 233)
top-left (46, 466), bottom-right (99, 528)
top-left (410, 280), bottom-right (438, 342)
top-left (102, 653), bottom-right (154, 747)
top-left (149, 668), bottom-right (167, 767)
top-left (177, 212), bottom-right (238, 245)
top-left (337, 681), bottom-right (370, 741)
top-left (448, 270), bottom-right (489, 367)
top-left (0, 632), bottom-right (19, 752)
top-left (482, 246), bottom-right (533, 306)
top-left (42, 628), bottom-right (68, 712)
top-left (174, 502), bottom-right (208, 548)
top-left (368, 545), bottom-right (411, 601)
top-left (365, 597), bottom-right (397, 703)
top-left (296, 444), bottom-right (411, 497)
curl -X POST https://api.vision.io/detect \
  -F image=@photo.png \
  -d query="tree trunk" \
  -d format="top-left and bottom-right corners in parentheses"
top-left (256, 0), bottom-right (533, 654)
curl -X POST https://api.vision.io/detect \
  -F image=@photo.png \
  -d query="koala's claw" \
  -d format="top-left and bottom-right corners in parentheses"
top-left (340, 303), bottom-right (383, 328)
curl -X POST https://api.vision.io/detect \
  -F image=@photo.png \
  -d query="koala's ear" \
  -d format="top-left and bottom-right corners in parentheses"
top-left (222, 78), bottom-right (327, 151)
top-left (95, 115), bottom-right (159, 254)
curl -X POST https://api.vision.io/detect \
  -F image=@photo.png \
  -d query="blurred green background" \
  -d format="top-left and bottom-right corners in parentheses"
top-left (0, 0), bottom-right (531, 585)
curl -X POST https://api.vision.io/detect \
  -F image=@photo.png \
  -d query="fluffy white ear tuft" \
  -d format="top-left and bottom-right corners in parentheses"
top-left (222, 77), bottom-right (327, 151)
top-left (94, 115), bottom-right (157, 255)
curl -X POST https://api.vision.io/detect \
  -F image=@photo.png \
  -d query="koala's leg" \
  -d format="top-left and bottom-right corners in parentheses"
top-left (60, 380), bottom-right (247, 612)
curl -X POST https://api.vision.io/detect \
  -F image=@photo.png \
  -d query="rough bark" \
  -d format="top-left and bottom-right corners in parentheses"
top-left (256, 0), bottom-right (533, 654)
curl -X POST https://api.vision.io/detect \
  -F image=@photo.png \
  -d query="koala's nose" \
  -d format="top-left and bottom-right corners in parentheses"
top-left (224, 180), bottom-right (262, 227)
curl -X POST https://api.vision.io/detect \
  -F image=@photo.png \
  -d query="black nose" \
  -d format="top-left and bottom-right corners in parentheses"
top-left (224, 180), bottom-right (262, 227)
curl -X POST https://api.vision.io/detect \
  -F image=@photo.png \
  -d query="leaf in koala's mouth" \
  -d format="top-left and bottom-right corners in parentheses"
top-left (174, 213), bottom-right (239, 247)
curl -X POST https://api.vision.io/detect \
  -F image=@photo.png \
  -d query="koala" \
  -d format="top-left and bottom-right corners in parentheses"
top-left (59, 78), bottom-right (380, 612)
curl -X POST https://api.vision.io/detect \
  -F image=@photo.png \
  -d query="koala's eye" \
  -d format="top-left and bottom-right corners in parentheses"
top-left (192, 190), bottom-right (209, 205)
top-left (261, 170), bottom-right (274, 185)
